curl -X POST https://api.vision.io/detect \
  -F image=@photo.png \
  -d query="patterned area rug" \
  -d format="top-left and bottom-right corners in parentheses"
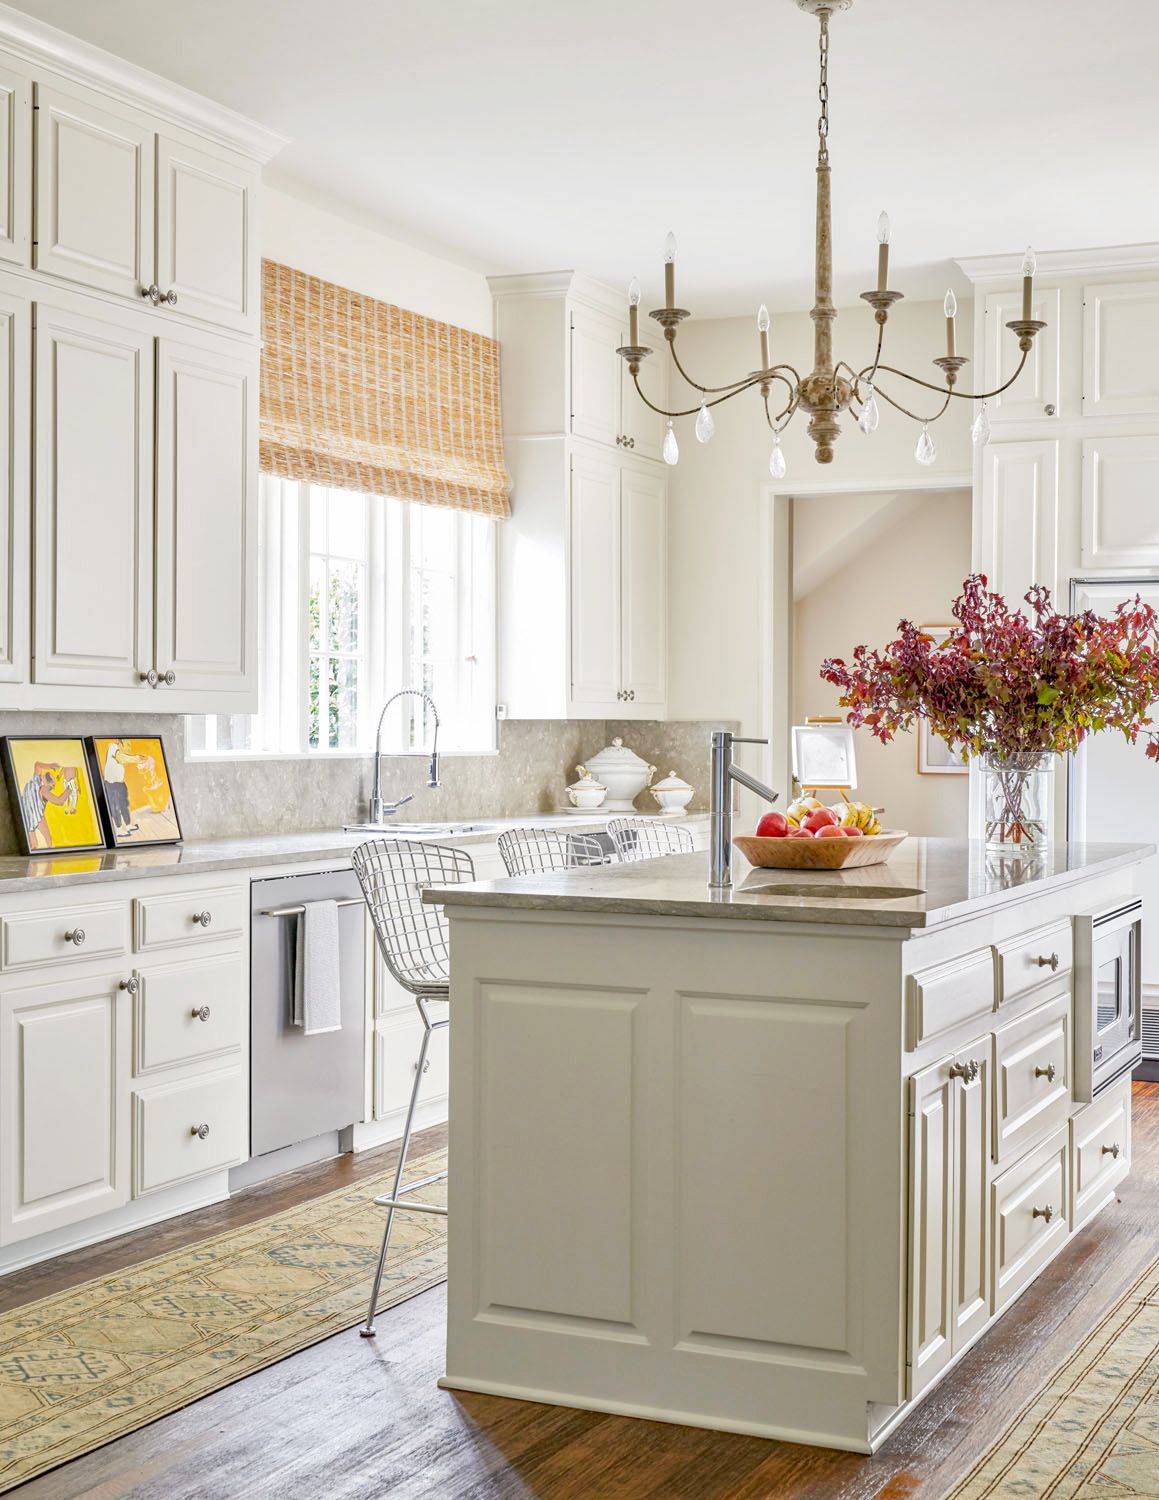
top-left (941, 1248), bottom-right (1159, 1498)
top-left (0, 1148), bottom-right (447, 1494)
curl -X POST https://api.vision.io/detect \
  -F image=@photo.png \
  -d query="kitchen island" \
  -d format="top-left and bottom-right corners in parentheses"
top-left (429, 839), bottom-right (1152, 1452)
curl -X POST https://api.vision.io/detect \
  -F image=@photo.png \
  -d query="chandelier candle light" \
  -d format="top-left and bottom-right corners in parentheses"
top-left (617, 0), bottom-right (1047, 475)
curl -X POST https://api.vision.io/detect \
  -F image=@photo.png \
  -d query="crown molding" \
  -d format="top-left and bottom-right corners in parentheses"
top-left (956, 243), bottom-right (1159, 286)
top-left (0, 1), bottom-right (288, 163)
top-left (487, 269), bottom-right (624, 320)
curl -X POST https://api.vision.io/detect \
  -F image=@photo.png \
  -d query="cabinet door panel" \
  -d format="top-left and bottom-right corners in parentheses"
top-left (33, 302), bottom-right (154, 688)
top-left (34, 84), bottom-right (153, 300)
top-left (619, 465), bottom-right (666, 714)
top-left (978, 440), bottom-right (1058, 602)
top-left (1081, 435), bottom-right (1159, 569)
top-left (156, 137), bottom-right (257, 333)
top-left (569, 451), bottom-right (621, 710)
top-left (570, 306), bottom-right (623, 450)
top-left (952, 1045), bottom-right (990, 1352)
top-left (0, 285), bottom-right (29, 685)
top-left (154, 339), bottom-right (257, 697)
top-left (0, 59), bottom-right (30, 267)
top-left (0, 973), bottom-right (129, 1244)
top-left (621, 338), bottom-right (669, 462)
top-left (993, 990), bottom-right (1071, 1164)
top-left (908, 1058), bottom-right (954, 1397)
top-left (982, 288), bottom-right (1061, 423)
top-left (1083, 281), bottom-right (1159, 417)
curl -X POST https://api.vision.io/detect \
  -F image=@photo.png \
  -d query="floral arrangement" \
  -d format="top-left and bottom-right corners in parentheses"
top-left (819, 574), bottom-right (1159, 764)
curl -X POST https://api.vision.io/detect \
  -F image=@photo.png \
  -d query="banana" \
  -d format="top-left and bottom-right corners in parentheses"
top-left (785, 796), bottom-right (823, 828)
top-left (836, 801), bottom-right (882, 835)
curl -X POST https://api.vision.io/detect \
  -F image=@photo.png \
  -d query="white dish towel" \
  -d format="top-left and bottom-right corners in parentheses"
top-left (292, 899), bottom-right (341, 1035)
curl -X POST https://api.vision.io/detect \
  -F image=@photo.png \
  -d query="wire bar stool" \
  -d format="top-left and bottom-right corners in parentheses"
top-left (352, 837), bottom-right (475, 1337)
top-left (496, 826), bottom-right (611, 875)
top-left (607, 817), bottom-right (695, 863)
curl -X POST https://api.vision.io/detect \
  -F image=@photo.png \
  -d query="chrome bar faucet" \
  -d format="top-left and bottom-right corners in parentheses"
top-left (368, 689), bottom-right (441, 825)
top-left (709, 729), bottom-right (779, 890)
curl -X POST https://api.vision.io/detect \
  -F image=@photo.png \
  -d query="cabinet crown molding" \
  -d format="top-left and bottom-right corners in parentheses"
top-left (0, 1), bottom-right (287, 164)
top-left (956, 242), bottom-right (1159, 288)
top-left (488, 269), bottom-right (623, 320)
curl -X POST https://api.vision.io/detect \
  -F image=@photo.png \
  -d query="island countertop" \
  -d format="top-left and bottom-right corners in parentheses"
top-left (426, 838), bottom-right (1155, 930)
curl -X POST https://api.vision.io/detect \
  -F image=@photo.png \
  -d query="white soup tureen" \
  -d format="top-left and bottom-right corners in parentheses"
top-left (582, 737), bottom-right (655, 812)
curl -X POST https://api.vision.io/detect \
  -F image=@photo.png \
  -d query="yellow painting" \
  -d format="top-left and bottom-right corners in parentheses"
top-left (2, 738), bottom-right (105, 854)
top-left (90, 737), bottom-right (183, 847)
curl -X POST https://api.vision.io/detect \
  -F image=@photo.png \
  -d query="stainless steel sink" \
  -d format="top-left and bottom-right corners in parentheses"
top-left (344, 821), bottom-right (498, 836)
top-left (755, 882), bottom-right (925, 901)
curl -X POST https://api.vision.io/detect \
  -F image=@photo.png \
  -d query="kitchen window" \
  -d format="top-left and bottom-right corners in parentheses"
top-left (188, 476), bottom-right (496, 757)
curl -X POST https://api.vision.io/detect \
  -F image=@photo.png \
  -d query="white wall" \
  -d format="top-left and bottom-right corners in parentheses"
top-left (666, 297), bottom-right (974, 747)
top-left (262, 173), bottom-right (494, 335)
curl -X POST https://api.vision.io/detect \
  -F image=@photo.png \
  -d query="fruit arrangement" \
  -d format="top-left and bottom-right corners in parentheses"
top-left (761, 797), bottom-right (884, 840)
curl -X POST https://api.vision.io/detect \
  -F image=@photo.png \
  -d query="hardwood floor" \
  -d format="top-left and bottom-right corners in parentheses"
top-left (7, 1086), bottom-right (1159, 1500)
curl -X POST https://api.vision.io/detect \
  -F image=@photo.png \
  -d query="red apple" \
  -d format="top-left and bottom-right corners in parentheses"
top-left (841, 826), bottom-right (864, 837)
top-left (756, 811), bottom-right (789, 838)
top-left (803, 807), bottom-right (840, 833)
top-left (788, 828), bottom-right (814, 839)
top-left (816, 824), bottom-right (846, 838)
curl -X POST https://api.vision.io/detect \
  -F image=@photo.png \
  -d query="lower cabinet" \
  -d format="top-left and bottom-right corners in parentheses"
top-left (0, 970), bottom-right (130, 1244)
top-left (132, 1068), bottom-right (245, 1195)
top-left (1071, 1078), bottom-right (1131, 1231)
top-left (908, 1036), bottom-right (990, 1398)
top-left (991, 1128), bottom-right (1069, 1310)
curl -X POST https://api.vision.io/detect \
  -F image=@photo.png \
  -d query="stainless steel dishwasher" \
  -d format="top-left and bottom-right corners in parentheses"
top-left (249, 869), bottom-right (367, 1162)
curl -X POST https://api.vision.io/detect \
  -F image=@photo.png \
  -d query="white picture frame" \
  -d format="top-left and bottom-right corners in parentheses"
top-left (916, 626), bottom-right (969, 776)
top-left (792, 723), bottom-right (857, 790)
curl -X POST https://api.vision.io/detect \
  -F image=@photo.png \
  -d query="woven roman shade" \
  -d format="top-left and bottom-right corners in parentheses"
top-left (260, 260), bottom-right (510, 518)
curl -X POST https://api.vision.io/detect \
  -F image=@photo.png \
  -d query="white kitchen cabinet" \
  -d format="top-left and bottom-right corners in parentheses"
top-left (1080, 434), bottom-right (1159, 569)
top-left (571, 304), bottom-right (623, 451)
top-left (619, 464), bottom-right (666, 710)
top-left (982, 286), bottom-right (1061, 425)
top-left (34, 82), bottom-right (154, 302)
top-left (0, 283), bottom-right (28, 684)
top-left (0, 970), bottom-right (129, 1245)
top-left (620, 338), bottom-right (669, 464)
top-left (1083, 281), bottom-right (1159, 418)
top-left (32, 297), bottom-right (154, 690)
top-left (978, 439), bottom-right (1059, 602)
top-left (156, 135), bottom-right (257, 334)
top-left (0, 58), bottom-right (30, 267)
top-left (154, 337), bottom-right (258, 695)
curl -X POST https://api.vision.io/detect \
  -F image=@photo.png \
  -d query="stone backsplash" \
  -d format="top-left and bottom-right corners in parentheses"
top-left (0, 714), bottom-right (733, 852)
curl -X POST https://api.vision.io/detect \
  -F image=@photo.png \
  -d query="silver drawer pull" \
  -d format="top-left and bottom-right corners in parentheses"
top-left (139, 668), bottom-right (159, 686)
top-left (1101, 1142), bottom-right (1122, 1159)
top-left (191, 1123), bottom-right (210, 1140)
top-left (1036, 952), bottom-right (1060, 971)
top-left (1031, 1203), bottom-right (1055, 1223)
top-left (119, 976), bottom-right (139, 995)
top-left (160, 289), bottom-right (178, 307)
top-left (192, 911), bottom-right (213, 928)
top-left (948, 1059), bottom-right (980, 1083)
top-left (63, 928), bottom-right (86, 947)
top-left (1034, 1062), bottom-right (1057, 1082)
top-left (191, 1005), bottom-right (211, 1022)
top-left (140, 283), bottom-right (161, 304)
top-left (414, 1058), bottom-right (431, 1074)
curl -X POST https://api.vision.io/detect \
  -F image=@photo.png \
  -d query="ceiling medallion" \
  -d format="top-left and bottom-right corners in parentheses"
top-left (618, 0), bottom-right (1044, 473)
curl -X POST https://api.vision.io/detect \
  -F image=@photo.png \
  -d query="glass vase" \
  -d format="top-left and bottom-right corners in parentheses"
top-left (983, 752), bottom-right (1054, 855)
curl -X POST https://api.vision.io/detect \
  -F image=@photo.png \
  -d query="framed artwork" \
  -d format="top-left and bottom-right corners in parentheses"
top-left (88, 736), bottom-right (183, 847)
top-left (916, 626), bottom-right (969, 776)
top-left (1, 737), bottom-right (107, 855)
top-left (792, 722), bottom-right (858, 790)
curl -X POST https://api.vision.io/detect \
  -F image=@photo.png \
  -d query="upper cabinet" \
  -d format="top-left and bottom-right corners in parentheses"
top-left (569, 301), bottom-right (668, 463)
top-left (0, 284), bottom-right (28, 686)
top-left (156, 136), bottom-right (257, 333)
top-left (1083, 281), bottom-right (1159, 419)
top-left (982, 286), bottom-right (1061, 425)
top-left (0, 58), bottom-right (30, 267)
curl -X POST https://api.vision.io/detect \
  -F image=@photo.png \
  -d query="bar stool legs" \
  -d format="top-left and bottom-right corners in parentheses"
top-left (360, 994), bottom-right (449, 1337)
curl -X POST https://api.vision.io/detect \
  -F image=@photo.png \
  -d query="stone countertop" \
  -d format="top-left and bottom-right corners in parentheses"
top-left (0, 813), bottom-right (707, 894)
top-left (425, 839), bottom-right (1155, 931)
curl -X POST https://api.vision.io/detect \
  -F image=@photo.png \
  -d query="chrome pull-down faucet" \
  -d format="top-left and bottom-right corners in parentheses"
top-left (709, 730), bottom-right (779, 890)
top-left (368, 690), bottom-right (441, 826)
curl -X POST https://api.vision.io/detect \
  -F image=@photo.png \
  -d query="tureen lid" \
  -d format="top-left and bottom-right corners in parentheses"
top-left (651, 769), bottom-right (692, 791)
top-left (568, 766), bottom-right (606, 792)
top-left (585, 736), bottom-right (651, 772)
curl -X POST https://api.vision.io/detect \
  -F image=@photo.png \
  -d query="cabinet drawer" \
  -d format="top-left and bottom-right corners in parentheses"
top-left (132, 1069), bottom-right (244, 1195)
top-left (134, 886), bottom-right (246, 951)
top-left (2, 902), bottom-right (128, 971)
top-left (994, 921), bottom-right (1073, 1007)
top-left (992, 1127), bottom-right (1069, 1311)
top-left (1071, 1078), bottom-right (1131, 1232)
top-left (993, 990), bottom-right (1072, 1163)
top-left (133, 954), bottom-right (244, 1075)
top-left (374, 1008), bottom-right (448, 1123)
top-left (906, 948), bottom-right (994, 1049)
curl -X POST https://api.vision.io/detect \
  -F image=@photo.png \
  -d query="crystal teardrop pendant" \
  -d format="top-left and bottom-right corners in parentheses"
top-left (662, 419), bottom-right (680, 466)
top-left (857, 384), bottom-right (880, 434)
top-left (695, 401), bottom-right (715, 444)
top-left (915, 424), bottom-right (936, 466)
top-left (769, 434), bottom-right (787, 479)
top-left (971, 402), bottom-right (991, 448)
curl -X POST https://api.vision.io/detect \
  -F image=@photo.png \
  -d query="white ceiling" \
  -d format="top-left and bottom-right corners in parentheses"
top-left (10, 0), bottom-right (1159, 314)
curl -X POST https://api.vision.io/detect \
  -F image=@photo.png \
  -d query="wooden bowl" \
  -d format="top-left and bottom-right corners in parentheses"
top-left (732, 830), bottom-right (908, 870)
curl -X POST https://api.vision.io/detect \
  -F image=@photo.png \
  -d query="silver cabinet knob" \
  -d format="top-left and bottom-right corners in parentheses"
top-left (949, 1058), bottom-right (980, 1083)
top-left (139, 668), bottom-right (159, 686)
top-left (158, 669), bottom-right (176, 686)
top-left (1034, 1062), bottom-right (1058, 1082)
top-left (1031, 1203), bottom-right (1055, 1223)
top-left (63, 927), bottom-right (85, 946)
top-left (629, 689), bottom-right (635, 701)
top-left (160, 289), bottom-right (177, 306)
top-left (627, 436), bottom-right (635, 448)
top-left (191, 1005), bottom-right (211, 1022)
top-left (190, 1123), bottom-right (210, 1140)
top-left (119, 976), bottom-right (139, 995)
top-left (192, 911), bottom-right (213, 928)
top-left (1036, 952), bottom-right (1060, 971)
top-left (413, 1057), bottom-right (431, 1074)
top-left (1102, 1141), bottom-right (1122, 1159)
top-left (1044, 403), bottom-right (1057, 416)
top-left (140, 284), bottom-right (161, 305)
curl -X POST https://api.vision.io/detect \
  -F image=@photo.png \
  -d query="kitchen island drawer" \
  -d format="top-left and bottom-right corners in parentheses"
top-left (133, 954), bottom-right (244, 1075)
top-left (993, 989), bottom-right (1072, 1163)
top-left (133, 886), bottom-right (246, 951)
top-left (906, 948), bottom-right (994, 1049)
top-left (1071, 1078), bottom-right (1131, 1231)
top-left (2, 902), bottom-right (128, 971)
top-left (994, 921), bottom-right (1073, 1007)
top-left (132, 1068), bottom-right (244, 1194)
top-left (992, 1127), bottom-right (1069, 1311)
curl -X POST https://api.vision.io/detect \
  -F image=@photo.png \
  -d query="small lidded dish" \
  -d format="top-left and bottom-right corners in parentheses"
top-left (649, 770), bottom-right (694, 816)
top-left (567, 767), bottom-right (607, 811)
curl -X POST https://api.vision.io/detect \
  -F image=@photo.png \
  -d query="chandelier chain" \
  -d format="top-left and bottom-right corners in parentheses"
top-left (817, 10), bottom-right (830, 161)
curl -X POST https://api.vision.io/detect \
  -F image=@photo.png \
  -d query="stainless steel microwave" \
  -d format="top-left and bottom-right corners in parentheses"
top-left (1074, 899), bottom-right (1143, 1103)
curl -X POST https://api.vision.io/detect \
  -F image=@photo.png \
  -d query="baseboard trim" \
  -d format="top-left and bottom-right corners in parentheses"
top-left (348, 1098), bottom-right (448, 1154)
